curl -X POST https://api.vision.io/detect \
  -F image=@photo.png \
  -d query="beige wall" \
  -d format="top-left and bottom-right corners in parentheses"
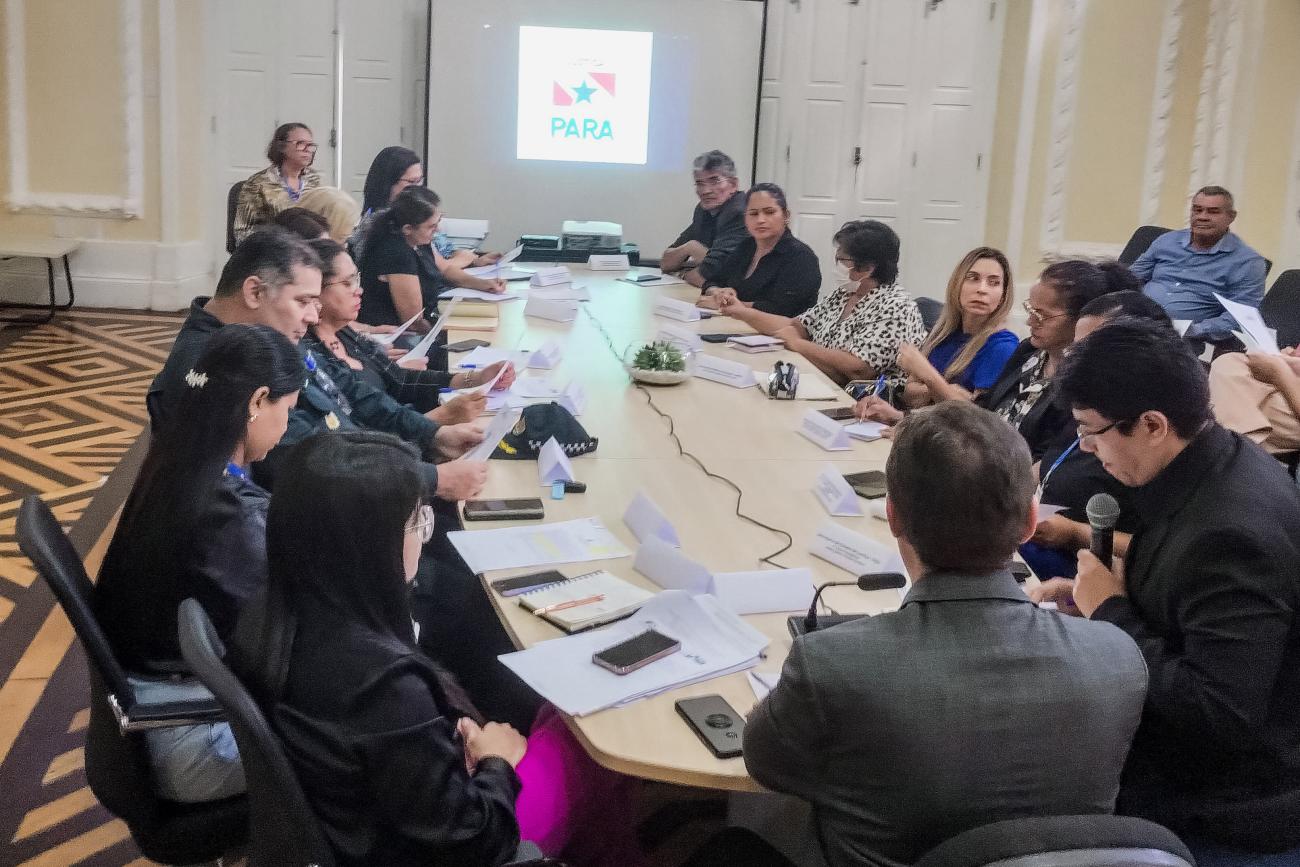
top-left (987, 0), bottom-right (1300, 293)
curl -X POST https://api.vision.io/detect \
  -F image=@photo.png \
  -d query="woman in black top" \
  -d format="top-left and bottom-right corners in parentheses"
top-left (233, 432), bottom-right (642, 866)
top-left (95, 325), bottom-right (303, 802)
top-left (358, 185), bottom-right (450, 329)
top-left (697, 183), bottom-right (821, 317)
top-left (305, 238), bottom-right (513, 416)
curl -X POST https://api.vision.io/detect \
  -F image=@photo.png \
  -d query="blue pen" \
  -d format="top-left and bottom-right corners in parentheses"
top-left (872, 374), bottom-right (886, 397)
top-left (458, 363), bottom-right (479, 370)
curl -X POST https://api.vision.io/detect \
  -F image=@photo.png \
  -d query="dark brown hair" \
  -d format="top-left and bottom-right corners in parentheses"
top-left (266, 122), bottom-right (311, 166)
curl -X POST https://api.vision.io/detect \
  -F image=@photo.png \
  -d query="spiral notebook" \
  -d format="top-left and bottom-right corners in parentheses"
top-left (517, 569), bottom-right (655, 633)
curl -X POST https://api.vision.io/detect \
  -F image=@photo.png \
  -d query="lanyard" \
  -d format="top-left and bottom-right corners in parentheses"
top-left (224, 461), bottom-right (248, 483)
top-left (1037, 436), bottom-right (1080, 499)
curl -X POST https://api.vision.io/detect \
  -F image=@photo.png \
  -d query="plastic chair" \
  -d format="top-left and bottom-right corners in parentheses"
top-left (1261, 269), bottom-right (1300, 351)
top-left (226, 181), bottom-right (244, 253)
top-left (916, 296), bottom-right (944, 332)
top-left (15, 496), bottom-right (247, 865)
top-left (1118, 226), bottom-right (1174, 265)
top-left (914, 814), bottom-right (1194, 867)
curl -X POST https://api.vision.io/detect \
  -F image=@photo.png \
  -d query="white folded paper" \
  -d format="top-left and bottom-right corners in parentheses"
top-left (633, 537), bottom-right (712, 594)
top-left (653, 296), bottom-right (702, 322)
top-left (1172, 319), bottom-right (1193, 337)
top-left (655, 323), bottom-right (703, 351)
top-left (845, 421), bottom-right (887, 441)
top-left (457, 346), bottom-right (534, 370)
top-left (694, 354), bottom-right (758, 388)
top-left (809, 521), bottom-right (907, 583)
top-left (438, 287), bottom-right (521, 302)
top-left (460, 408), bottom-right (522, 462)
top-left (799, 409), bottom-right (852, 450)
top-left (448, 517), bottom-right (631, 574)
top-left (524, 298), bottom-right (578, 322)
top-left (530, 266), bottom-right (572, 287)
top-left (748, 671), bottom-right (780, 702)
top-left (709, 568), bottom-right (816, 615)
top-left (622, 491), bottom-right (681, 547)
top-left (529, 339), bottom-right (563, 369)
top-left (1216, 292), bottom-right (1279, 354)
top-left (813, 463), bottom-right (864, 516)
top-left (368, 309), bottom-right (423, 347)
top-left (538, 436), bottom-right (578, 486)
top-left (397, 301), bottom-right (459, 364)
top-left (1036, 502), bottom-right (1067, 523)
top-left (588, 253), bottom-right (630, 270)
top-left (530, 284), bottom-right (591, 302)
top-left (619, 272), bottom-right (686, 287)
top-left (506, 380), bottom-right (587, 416)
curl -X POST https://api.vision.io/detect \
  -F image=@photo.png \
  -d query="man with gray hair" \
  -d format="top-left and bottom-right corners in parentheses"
top-left (1132, 185), bottom-right (1267, 343)
top-left (661, 149), bottom-right (748, 288)
top-left (745, 400), bottom-right (1148, 867)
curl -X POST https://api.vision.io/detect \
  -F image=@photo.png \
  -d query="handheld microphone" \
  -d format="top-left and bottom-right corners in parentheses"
top-left (1086, 493), bottom-right (1121, 569)
top-left (788, 572), bottom-right (908, 638)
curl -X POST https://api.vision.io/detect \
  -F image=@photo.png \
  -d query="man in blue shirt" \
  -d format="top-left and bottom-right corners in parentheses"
top-left (1132, 185), bottom-right (1267, 342)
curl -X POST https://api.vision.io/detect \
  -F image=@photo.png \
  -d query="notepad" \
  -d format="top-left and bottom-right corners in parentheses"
top-left (517, 569), bottom-right (655, 632)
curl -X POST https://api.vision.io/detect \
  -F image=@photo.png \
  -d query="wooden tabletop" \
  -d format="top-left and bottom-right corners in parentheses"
top-left (449, 266), bottom-right (903, 791)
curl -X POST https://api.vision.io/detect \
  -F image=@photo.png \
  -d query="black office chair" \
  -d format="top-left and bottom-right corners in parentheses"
top-left (1261, 269), bottom-right (1300, 351)
top-left (226, 181), bottom-right (244, 253)
top-left (915, 814), bottom-right (1195, 867)
top-left (915, 296), bottom-right (944, 332)
top-left (177, 599), bottom-right (561, 867)
top-left (15, 496), bottom-right (247, 865)
top-left (1118, 225), bottom-right (1173, 265)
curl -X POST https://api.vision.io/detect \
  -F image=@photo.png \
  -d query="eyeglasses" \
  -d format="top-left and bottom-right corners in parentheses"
top-left (693, 175), bottom-right (732, 191)
top-left (407, 504), bottom-right (435, 544)
top-left (288, 141), bottom-right (318, 152)
top-left (1077, 419), bottom-right (1124, 441)
top-left (1022, 301), bottom-right (1069, 325)
top-left (324, 273), bottom-right (361, 291)
top-left (397, 175), bottom-right (424, 187)
top-left (835, 256), bottom-right (857, 268)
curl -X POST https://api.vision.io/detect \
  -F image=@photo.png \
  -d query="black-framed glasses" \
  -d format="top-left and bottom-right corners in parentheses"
top-left (407, 504), bottom-right (435, 544)
top-left (324, 273), bottom-right (362, 291)
top-left (289, 141), bottom-right (318, 152)
top-left (1022, 301), bottom-right (1068, 325)
top-left (1077, 419), bottom-right (1125, 441)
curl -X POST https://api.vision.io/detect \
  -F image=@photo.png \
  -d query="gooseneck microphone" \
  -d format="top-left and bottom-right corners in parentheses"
top-left (790, 572), bottom-right (909, 638)
top-left (1086, 493), bottom-right (1121, 569)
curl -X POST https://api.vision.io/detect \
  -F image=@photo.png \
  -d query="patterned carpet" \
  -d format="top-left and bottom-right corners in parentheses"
top-left (0, 310), bottom-right (182, 867)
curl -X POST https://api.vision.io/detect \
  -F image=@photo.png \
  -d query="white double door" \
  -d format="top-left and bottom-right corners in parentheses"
top-left (206, 0), bottom-right (427, 256)
top-left (758, 0), bottom-right (1005, 300)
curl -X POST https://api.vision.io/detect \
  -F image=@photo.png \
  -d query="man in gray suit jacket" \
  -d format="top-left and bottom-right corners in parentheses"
top-left (745, 401), bottom-right (1149, 867)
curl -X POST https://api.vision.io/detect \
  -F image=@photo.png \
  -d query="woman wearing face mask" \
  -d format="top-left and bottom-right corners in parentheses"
top-left (233, 432), bottom-right (645, 867)
top-left (720, 219), bottom-right (926, 389)
top-left (95, 325), bottom-right (303, 803)
top-left (855, 247), bottom-right (1019, 424)
top-left (697, 183), bottom-right (821, 317)
top-left (234, 123), bottom-right (323, 243)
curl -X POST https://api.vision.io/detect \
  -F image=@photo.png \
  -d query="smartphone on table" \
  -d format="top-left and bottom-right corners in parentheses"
top-left (463, 498), bottom-right (545, 521)
top-left (819, 406), bottom-right (856, 421)
top-left (592, 629), bottom-right (681, 675)
top-left (446, 338), bottom-right (491, 352)
top-left (842, 470), bottom-right (887, 499)
top-left (490, 569), bottom-right (566, 597)
top-left (675, 694), bottom-right (745, 759)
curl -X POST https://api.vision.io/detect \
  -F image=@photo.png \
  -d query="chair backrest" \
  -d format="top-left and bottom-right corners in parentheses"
top-left (915, 296), bottom-right (944, 332)
top-left (177, 598), bottom-right (335, 867)
top-left (1118, 225), bottom-right (1173, 265)
top-left (1262, 269), bottom-right (1300, 350)
top-left (226, 181), bottom-right (244, 253)
top-left (915, 814), bottom-right (1194, 867)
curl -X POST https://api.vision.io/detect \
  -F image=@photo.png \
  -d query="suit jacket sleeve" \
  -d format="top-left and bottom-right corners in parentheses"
top-left (696, 205), bottom-right (749, 282)
top-left (332, 361), bottom-right (440, 449)
top-left (354, 669), bottom-right (522, 865)
top-left (1093, 525), bottom-right (1296, 748)
top-left (743, 638), bottom-right (828, 800)
top-left (753, 247), bottom-right (823, 317)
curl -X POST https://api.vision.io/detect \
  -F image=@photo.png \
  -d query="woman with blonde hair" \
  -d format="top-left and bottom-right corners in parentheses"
top-left (856, 246), bottom-right (1017, 424)
top-left (298, 186), bottom-right (361, 244)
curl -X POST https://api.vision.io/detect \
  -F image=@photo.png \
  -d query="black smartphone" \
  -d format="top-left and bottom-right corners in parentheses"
top-left (700, 333), bottom-right (732, 344)
top-left (843, 470), bottom-right (887, 499)
top-left (819, 406), bottom-right (856, 421)
top-left (1009, 561), bottom-right (1034, 584)
top-left (490, 569), bottom-right (566, 597)
top-left (592, 629), bottom-right (681, 675)
top-left (675, 695), bottom-right (745, 759)
top-left (446, 338), bottom-right (491, 352)
top-left (463, 498), bottom-right (546, 521)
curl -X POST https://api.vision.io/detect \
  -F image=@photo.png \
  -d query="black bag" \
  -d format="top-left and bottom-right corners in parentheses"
top-left (492, 403), bottom-right (598, 460)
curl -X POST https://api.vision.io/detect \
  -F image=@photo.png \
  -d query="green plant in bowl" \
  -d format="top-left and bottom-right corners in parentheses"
top-left (631, 341), bottom-right (687, 372)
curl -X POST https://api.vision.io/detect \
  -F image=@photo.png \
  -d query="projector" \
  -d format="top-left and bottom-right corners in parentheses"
top-left (562, 220), bottom-right (623, 251)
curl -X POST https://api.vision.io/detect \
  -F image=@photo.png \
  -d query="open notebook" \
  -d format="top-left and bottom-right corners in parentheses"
top-left (517, 569), bottom-right (654, 633)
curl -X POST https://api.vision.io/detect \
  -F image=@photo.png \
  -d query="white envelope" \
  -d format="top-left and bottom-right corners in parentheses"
top-left (709, 568), bottom-right (816, 615)
top-left (809, 521), bottom-right (907, 581)
top-left (524, 298), bottom-right (578, 322)
top-left (633, 537), bottom-right (712, 594)
top-left (694, 354), bottom-right (757, 388)
top-left (537, 436), bottom-right (577, 486)
top-left (653, 296), bottom-right (702, 322)
top-left (588, 254), bottom-right (631, 270)
top-left (655, 323), bottom-right (703, 351)
top-left (528, 339), bottom-right (563, 369)
top-left (813, 464), bottom-right (864, 516)
top-left (799, 409), bottom-right (852, 451)
top-left (622, 491), bottom-right (681, 547)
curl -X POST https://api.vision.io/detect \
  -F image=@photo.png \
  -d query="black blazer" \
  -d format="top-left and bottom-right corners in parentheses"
top-left (704, 230), bottom-right (822, 317)
top-left (1093, 424), bottom-right (1300, 852)
top-left (977, 338), bottom-right (1073, 461)
top-left (669, 190), bottom-right (748, 283)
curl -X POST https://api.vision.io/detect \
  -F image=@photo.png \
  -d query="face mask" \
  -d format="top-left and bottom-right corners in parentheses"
top-left (834, 261), bottom-right (853, 283)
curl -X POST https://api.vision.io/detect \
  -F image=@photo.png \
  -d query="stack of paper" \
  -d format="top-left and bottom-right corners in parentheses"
top-left (1216, 292), bottom-right (1280, 354)
top-left (439, 287), bottom-right (522, 303)
top-left (464, 244), bottom-right (532, 281)
top-left (448, 517), bottom-right (631, 574)
top-left (632, 537), bottom-right (816, 615)
top-left (727, 335), bottom-right (783, 354)
top-left (498, 590), bottom-right (770, 716)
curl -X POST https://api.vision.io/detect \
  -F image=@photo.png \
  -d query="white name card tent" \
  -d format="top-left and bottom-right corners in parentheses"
top-left (529, 339), bottom-right (563, 369)
top-left (538, 436), bottom-right (578, 486)
top-left (799, 409), bottom-right (852, 450)
top-left (813, 463), bottom-right (864, 517)
top-left (809, 522), bottom-right (909, 598)
top-left (588, 254), bottom-right (631, 270)
top-left (653, 296), bottom-right (702, 322)
top-left (632, 538), bottom-right (817, 615)
top-left (633, 538), bottom-right (712, 594)
top-left (693, 354), bottom-right (757, 388)
top-left (524, 298), bottom-right (578, 322)
top-left (530, 266), bottom-right (572, 287)
top-left (655, 323), bottom-right (703, 351)
top-left (622, 491), bottom-right (681, 547)
top-left (531, 284), bottom-right (592, 302)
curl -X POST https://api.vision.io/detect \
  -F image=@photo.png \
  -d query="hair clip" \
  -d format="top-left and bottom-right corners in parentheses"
top-left (184, 369), bottom-right (208, 389)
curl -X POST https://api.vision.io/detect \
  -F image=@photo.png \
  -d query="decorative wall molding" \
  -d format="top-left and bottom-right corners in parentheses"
top-left (1189, 0), bottom-right (1225, 187)
top-left (1139, 0), bottom-right (1184, 226)
top-left (1005, 0), bottom-right (1050, 274)
top-left (4, 0), bottom-right (145, 218)
top-left (0, 240), bottom-right (209, 311)
top-left (1038, 0), bottom-right (1089, 254)
top-left (1208, 0), bottom-right (1243, 185)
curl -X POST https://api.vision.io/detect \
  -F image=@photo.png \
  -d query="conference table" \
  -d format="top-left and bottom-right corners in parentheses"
top-left (446, 265), bottom-right (907, 793)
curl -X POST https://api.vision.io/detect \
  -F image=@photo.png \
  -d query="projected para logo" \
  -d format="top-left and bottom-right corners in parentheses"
top-left (517, 26), bottom-right (652, 165)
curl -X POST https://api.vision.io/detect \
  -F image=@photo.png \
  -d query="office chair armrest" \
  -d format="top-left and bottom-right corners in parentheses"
top-left (116, 696), bottom-right (227, 732)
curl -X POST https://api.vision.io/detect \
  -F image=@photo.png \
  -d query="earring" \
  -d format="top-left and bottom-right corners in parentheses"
top-left (249, 412), bottom-right (260, 422)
